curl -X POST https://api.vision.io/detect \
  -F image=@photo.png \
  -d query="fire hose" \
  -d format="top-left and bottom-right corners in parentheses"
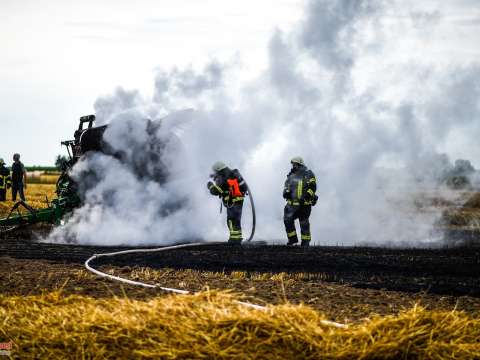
top-left (245, 183), bottom-right (256, 242)
top-left (84, 242), bottom-right (347, 328)
top-left (83, 175), bottom-right (341, 328)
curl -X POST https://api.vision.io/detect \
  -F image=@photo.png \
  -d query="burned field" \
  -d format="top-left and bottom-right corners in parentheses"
top-left (1, 136), bottom-right (479, 327)
top-left (1, 225), bottom-right (479, 323)
top-left (2, 189), bottom-right (480, 356)
top-left (2, 225), bottom-right (480, 358)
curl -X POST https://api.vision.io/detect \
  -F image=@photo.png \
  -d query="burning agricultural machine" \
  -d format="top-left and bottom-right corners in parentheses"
top-left (0, 112), bottom-right (254, 240)
top-left (0, 115), bottom-right (110, 230)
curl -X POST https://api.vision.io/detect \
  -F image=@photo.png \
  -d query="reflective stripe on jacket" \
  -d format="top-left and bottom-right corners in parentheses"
top-left (0, 166), bottom-right (11, 190)
top-left (284, 166), bottom-right (316, 206)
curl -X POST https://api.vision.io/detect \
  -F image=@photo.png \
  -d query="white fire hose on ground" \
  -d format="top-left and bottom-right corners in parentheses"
top-left (84, 242), bottom-right (347, 328)
top-left (85, 177), bottom-right (345, 328)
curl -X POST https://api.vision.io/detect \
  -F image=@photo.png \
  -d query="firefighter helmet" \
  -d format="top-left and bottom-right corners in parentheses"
top-left (290, 156), bottom-right (304, 166)
top-left (212, 161), bottom-right (227, 172)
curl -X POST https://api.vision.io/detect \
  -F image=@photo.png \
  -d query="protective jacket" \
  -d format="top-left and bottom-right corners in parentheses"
top-left (283, 165), bottom-right (317, 206)
top-left (0, 165), bottom-right (11, 201)
top-left (0, 165), bottom-right (11, 190)
top-left (208, 168), bottom-right (247, 206)
top-left (207, 168), bottom-right (247, 243)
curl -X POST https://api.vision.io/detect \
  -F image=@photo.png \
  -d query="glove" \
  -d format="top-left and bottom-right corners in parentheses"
top-left (207, 181), bottom-right (213, 190)
top-left (222, 195), bottom-right (231, 206)
top-left (283, 190), bottom-right (289, 200)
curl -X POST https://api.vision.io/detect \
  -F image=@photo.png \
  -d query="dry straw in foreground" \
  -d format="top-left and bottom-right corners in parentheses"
top-left (1, 291), bottom-right (479, 359)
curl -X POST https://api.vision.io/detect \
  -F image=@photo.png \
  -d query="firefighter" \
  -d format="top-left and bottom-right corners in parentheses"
top-left (11, 153), bottom-right (27, 201)
top-left (283, 156), bottom-right (318, 247)
top-left (0, 158), bottom-right (12, 202)
top-left (207, 161), bottom-right (248, 245)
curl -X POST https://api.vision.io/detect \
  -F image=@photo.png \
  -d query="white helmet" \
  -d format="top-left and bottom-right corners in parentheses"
top-left (212, 161), bottom-right (227, 172)
top-left (290, 156), bottom-right (304, 166)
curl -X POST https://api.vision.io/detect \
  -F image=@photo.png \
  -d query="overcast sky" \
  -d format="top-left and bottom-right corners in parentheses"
top-left (1, 0), bottom-right (479, 165)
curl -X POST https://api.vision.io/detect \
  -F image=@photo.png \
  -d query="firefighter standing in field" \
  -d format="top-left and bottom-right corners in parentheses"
top-left (0, 158), bottom-right (12, 202)
top-left (11, 153), bottom-right (27, 201)
top-left (207, 161), bottom-right (248, 245)
top-left (283, 157), bottom-right (318, 247)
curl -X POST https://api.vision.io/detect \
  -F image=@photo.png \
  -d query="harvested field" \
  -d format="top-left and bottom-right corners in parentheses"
top-left (439, 191), bottom-right (480, 246)
top-left (0, 183), bottom-right (57, 217)
top-left (463, 192), bottom-right (480, 208)
top-left (2, 291), bottom-right (480, 359)
top-left (1, 234), bottom-right (480, 358)
top-left (25, 172), bottom-right (60, 185)
top-left (1, 228), bottom-right (480, 319)
top-left (2, 256), bottom-right (480, 323)
top-left (1, 227), bottom-right (480, 297)
top-left (1, 188), bottom-right (480, 358)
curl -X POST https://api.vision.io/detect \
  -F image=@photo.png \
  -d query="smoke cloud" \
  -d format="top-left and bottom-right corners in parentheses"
top-left (48, 0), bottom-right (480, 246)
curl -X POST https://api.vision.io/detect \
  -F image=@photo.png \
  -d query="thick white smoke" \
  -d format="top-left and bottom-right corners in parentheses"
top-left (48, 0), bottom-right (480, 246)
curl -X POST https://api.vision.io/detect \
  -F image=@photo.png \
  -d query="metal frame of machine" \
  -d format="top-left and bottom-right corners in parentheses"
top-left (0, 115), bottom-right (100, 228)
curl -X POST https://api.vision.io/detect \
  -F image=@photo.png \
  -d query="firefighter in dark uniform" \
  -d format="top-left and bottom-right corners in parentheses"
top-left (207, 161), bottom-right (248, 245)
top-left (0, 158), bottom-right (12, 202)
top-left (11, 153), bottom-right (27, 201)
top-left (283, 157), bottom-right (318, 247)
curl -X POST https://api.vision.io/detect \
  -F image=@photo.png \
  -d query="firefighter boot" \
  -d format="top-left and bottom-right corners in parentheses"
top-left (286, 231), bottom-right (298, 246)
top-left (300, 233), bottom-right (311, 247)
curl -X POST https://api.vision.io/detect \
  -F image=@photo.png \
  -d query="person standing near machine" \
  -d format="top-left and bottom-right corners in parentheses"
top-left (207, 161), bottom-right (248, 245)
top-left (11, 153), bottom-right (27, 201)
top-left (0, 158), bottom-right (11, 201)
top-left (283, 156), bottom-right (318, 247)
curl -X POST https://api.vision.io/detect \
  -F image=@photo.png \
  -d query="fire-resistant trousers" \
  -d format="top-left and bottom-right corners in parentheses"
top-left (284, 204), bottom-right (312, 244)
top-left (226, 201), bottom-right (243, 243)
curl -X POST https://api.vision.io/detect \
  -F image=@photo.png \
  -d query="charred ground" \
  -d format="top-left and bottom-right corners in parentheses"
top-left (1, 226), bottom-right (480, 323)
top-left (1, 225), bottom-right (479, 298)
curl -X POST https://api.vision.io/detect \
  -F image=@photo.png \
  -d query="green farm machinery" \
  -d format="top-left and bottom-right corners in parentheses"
top-left (0, 115), bottom-right (105, 231)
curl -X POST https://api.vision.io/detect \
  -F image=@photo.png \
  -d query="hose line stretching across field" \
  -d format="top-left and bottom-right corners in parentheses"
top-left (84, 242), bottom-right (347, 328)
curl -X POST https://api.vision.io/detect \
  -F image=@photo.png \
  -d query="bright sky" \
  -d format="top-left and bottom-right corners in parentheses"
top-left (1, 0), bottom-right (479, 165)
top-left (0, 0), bottom-right (302, 165)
